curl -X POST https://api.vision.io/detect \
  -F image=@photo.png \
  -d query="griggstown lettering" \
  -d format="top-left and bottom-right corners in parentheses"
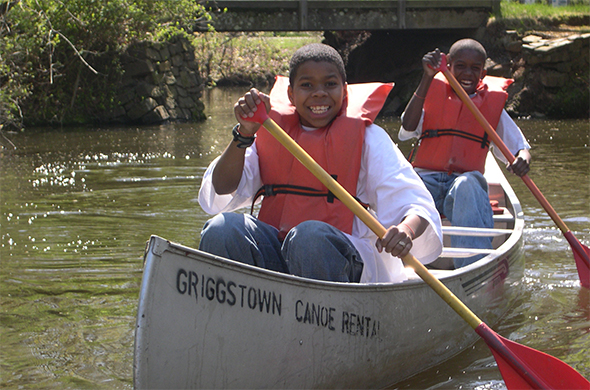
top-left (176, 268), bottom-right (282, 316)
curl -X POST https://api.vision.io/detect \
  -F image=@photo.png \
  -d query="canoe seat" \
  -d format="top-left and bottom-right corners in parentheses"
top-left (492, 206), bottom-right (514, 224)
top-left (490, 200), bottom-right (504, 214)
top-left (440, 199), bottom-right (504, 220)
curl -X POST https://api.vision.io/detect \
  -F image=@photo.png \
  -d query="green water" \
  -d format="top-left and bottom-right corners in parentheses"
top-left (1, 88), bottom-right (588, 389)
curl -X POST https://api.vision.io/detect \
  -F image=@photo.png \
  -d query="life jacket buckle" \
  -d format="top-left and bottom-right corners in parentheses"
top-left (264, 185), bottom-right (275, 197)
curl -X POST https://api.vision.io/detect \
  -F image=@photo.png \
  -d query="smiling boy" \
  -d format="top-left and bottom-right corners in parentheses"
top-left (198, 43), bottom-right (442, 284)
top-left (399, 38), bottom-right (531, 268)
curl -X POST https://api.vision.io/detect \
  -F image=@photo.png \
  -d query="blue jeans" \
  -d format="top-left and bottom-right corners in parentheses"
top-left (419, 171), bottom-right (493, 268)
top-left (199, 213), bottom-right (363, 282)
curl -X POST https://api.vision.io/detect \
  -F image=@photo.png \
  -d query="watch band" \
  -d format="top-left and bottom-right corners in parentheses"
top-left (232, 124), bottom-right (256, 148)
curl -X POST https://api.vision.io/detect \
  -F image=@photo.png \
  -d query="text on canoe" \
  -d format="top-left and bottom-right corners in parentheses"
top-left (176, 268), bottom-right (380, 339)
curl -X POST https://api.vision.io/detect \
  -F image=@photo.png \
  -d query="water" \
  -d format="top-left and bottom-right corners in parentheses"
top-left (1, 87), bottom-right (588, 389)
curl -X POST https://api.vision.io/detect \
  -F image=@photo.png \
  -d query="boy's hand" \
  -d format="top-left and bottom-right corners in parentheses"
top-left (376, 224), bottom-right (414, 258)
top-left (234, 89), bottom-right (271, 136)
top-left (507, 149), bottom-right (531, 177)
top-left (422, 48), bottom-right (442, 78)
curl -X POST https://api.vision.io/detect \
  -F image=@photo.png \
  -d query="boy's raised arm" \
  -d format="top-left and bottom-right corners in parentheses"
top-left (211, 89), bottom-right (271, 194)
top-left (401, 49), bottom-right (441, 132)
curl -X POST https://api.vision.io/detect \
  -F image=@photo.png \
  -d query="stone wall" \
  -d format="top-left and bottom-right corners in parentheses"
top-left (498, 32), bottom-right (589, 117)
top-left (111, 37), bottom-right (205, 125)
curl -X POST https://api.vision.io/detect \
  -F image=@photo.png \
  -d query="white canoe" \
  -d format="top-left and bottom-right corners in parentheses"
top-left (134, 155), bottom-right (525, 389)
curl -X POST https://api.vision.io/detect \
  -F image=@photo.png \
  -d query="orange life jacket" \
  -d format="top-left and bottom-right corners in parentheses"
top-left (412, 73), bottom-right (512, 174)
top-left (255, 76), bottom-right (393, 239)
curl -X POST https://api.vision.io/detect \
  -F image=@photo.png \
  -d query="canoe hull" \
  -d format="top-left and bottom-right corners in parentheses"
top-left (135, 237), bottom-right (523, 389)
top-left (134, 155), bottom-right (525, 389)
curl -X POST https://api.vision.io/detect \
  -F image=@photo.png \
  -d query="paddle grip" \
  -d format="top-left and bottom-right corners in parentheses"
top-left (242, 101), bottom-right (270, 125)
top-left (436, 52), bottom-right (448, 72)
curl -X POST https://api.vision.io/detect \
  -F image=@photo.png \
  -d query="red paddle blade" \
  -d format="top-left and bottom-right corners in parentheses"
top-left (476, 323), bottom-right (590, 390)
top-left (563, 231), bottom-right (590, 288)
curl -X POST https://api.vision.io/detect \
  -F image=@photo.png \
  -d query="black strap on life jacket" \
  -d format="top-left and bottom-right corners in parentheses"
top-left (251, 182), bottom-right (370, 215)
top-left (419, 128), bottom-right (490, 149)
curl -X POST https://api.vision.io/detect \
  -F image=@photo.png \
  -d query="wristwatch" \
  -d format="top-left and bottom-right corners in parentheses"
top-left (232, 124), bottom-right (256, 148)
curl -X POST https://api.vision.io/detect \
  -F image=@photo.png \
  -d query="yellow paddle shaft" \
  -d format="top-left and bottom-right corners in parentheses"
top-left (261, 117), bottom-right (483, 330)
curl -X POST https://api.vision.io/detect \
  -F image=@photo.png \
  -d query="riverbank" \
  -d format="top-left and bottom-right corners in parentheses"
top-left (1, 2), bottom-right (587, 132)
top-left (480, 18), bottom-right (589, 119)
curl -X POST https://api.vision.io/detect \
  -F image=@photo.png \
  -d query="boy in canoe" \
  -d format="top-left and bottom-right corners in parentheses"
top-left (399, 38), bottom-right (531, 268)
top-left (198, 43), bottom-right (442, 283)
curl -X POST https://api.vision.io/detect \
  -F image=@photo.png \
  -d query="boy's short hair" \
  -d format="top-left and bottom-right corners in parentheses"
top-left (289, 43), bottom-right (347, 85)
top-left (448, 39), bottom-right (487, 63)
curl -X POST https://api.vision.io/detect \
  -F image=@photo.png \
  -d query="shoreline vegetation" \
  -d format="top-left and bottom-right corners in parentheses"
top-left (0, 0), bottom-right (588, 131)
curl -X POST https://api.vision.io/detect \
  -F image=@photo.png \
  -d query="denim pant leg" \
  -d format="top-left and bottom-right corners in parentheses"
top-left (443, 171), bottom-right (494, 268)
top-left (281, 220), bottom-right (363, 282)
top-left (199, 212), bottom-right (288, 273)
top-left (418, 172), bottom-right (453, 216)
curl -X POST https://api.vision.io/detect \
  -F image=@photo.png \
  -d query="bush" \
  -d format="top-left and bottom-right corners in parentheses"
top-left (0, 0), bottom-right (212, 129)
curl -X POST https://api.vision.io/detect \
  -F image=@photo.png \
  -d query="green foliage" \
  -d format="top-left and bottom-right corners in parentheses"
top-left (501, 0), bottom-right (589, 20)
top-left (193, 32), bottom-right (321, 86)
top-left (0, 0), bottom-right (212, 129)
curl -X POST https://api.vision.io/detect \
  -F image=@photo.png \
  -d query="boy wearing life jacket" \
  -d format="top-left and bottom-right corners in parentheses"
top-left (198, 43), bottom-right (442, 284)
top-left (399, 38), bottom-right (531, 268)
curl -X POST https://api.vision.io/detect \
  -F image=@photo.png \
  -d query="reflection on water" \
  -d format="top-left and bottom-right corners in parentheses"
top-left (1, 88), bottom-right (588, 389)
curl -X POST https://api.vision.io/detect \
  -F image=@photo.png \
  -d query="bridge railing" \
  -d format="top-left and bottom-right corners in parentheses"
top-left (202, 0), bottom-right (501, 31)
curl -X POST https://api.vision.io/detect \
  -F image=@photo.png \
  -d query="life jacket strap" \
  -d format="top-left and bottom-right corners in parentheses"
top-left (251, 184), bottom-right (369, 215)
top-left (420, 128), bottom-right (490, 149)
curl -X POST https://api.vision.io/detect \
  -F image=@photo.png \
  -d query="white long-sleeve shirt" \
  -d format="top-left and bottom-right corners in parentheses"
top-left (399, 109), bottom-right (530, 175)
top-left (199, 123), bottom-right (443, 284)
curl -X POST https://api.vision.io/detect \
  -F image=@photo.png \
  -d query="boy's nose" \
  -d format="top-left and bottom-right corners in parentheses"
top-left (312, 87), bottom-right (327, 96)
top-left (463, 67), bottom-right (474, 76)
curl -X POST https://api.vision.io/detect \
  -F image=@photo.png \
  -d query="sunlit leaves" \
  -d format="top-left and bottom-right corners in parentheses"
top-left (0, 0), bottom-right (212, 129)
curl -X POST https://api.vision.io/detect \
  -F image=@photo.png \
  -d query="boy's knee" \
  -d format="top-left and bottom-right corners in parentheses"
top-left (450, 172), bottom-right (488, 199)
top-left (457, 171), bottom-right (487, 189)
top-left (287, 220), bottom-right (330, 241)
top-left (201, 213), bottom-right (242, 240)
top-left (282, 221), bottom-right (326, 253)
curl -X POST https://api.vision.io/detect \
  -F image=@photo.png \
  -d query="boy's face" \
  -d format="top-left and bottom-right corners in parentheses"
top-left (288, 60), bottom-right (346, 128)
top-left (449, 48), bottom-right (486, 95)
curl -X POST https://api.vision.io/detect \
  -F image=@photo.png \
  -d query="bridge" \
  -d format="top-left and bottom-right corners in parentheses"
top-left (203, 0), bottom-right (501, 31)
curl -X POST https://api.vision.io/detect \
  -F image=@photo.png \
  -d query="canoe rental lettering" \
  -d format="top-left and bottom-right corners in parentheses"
top-left (176, 267), bottom-right (380, 339)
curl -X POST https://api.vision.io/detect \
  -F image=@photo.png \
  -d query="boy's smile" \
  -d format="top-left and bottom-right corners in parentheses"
top-left (449, 48), bottom-right (486, 95)
top-left (288, 60), bottom-right (346, 129)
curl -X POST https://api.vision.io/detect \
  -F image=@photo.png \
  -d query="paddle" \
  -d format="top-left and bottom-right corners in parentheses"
top-left (244, 101), bottom-right (590, 389)
top-left (435, 53), bottom-right (590, 289)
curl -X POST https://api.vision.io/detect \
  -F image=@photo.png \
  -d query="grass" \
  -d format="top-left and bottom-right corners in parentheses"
top-left (501, 0), bottom-right (589, 19)
top-left (192, 32), bottom-right (322, 85)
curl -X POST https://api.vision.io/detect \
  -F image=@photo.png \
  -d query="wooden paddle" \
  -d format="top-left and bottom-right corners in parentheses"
top-left (435, 53), bottom-right (590, 289)
top-left (244, 101), bottom-right (590, 389)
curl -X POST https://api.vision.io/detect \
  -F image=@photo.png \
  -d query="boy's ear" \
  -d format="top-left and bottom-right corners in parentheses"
top-left (481, 69), bottom-right (487, 79)
top-left (287, 85), bottom-right (294, 105)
